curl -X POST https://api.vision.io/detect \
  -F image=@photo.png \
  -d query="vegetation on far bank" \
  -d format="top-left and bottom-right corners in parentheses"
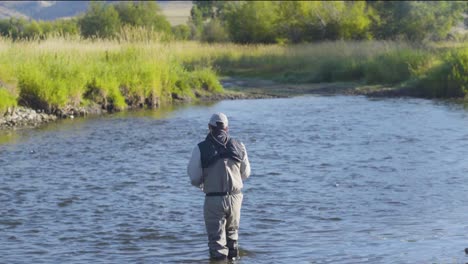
top-left (0, 1), bottom-right (466, 43)
top-left (174, 40), bottom-right (468, 98)
top-left (0, 1), bottom-right (467, 116)
top-left (0, 37), bottom-right (224, 115)
top-left (190, 1), bottom-right (467, 43)
top-left (1, 38), bottom-right (467, 116)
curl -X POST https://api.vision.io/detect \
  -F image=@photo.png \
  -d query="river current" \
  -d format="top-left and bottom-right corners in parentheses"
top-left (1, 95), bottom-right (468, 263)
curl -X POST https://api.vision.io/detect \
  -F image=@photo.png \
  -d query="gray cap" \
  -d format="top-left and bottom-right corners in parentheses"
top-left (209, 112), bottom-right (228, 128)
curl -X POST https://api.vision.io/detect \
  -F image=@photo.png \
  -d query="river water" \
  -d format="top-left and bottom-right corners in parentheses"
top-left (1, 95), bottom-right (468, 264)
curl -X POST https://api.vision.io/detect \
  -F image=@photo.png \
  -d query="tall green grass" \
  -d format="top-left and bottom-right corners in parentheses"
top-left (415, 47), bottom-right (468, 98)
top-left (1, 37), bottom-right (467, 116)
top-left (0, 87), bottom-right (17, 113)
top-left (0, 37), bottom-right (224, 114)
top-left (174, 40), bottom-right (467, 98)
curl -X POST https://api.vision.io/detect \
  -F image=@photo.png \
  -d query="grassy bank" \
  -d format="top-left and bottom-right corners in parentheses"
top-left (174, 40), bottom-right (468, 98)
top-left (1, 38), bottom-right (467, 116)
top-left (0, 37), bottom-right (223, 115)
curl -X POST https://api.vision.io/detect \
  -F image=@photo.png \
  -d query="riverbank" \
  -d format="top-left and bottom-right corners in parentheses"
top-left (0, 75), bottom-right (460, 130)
top-left (1, 39), bottom-right (467, 129)
top-left (221, 77), bottom-right (418, 98)
top-left (179, 41), bottom-right (467, 99)
top-left (0, 88), bottom-right (276, 130)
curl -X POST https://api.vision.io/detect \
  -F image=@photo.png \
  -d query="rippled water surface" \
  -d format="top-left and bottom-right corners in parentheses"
top-left (1, 96), bottom-right (468, 264)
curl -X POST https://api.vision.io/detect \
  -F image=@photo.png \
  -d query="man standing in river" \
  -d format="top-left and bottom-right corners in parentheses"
top-left (187, 113), bottom-right (251, 260)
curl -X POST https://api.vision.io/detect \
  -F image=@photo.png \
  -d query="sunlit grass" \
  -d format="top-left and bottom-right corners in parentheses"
top-left (0, 88), bottom-right (17, 113)
top-left (173, 40), bottom-right (467, 98)
top-left (1, 36), bottom-right (467, 115)
top-left (0, 37), bottom-right (223, 113)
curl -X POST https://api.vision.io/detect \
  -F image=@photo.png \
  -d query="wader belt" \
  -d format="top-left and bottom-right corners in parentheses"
top-left (206, 190), bottom-right (241, 197)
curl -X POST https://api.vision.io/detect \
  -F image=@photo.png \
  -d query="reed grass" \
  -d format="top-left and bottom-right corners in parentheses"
top-left (0, 37), bottom-right (223, 113)
top-left (173, 40), bottom-right (467, 98)
top-left (0, 87), bottom-right (17, 113)
top-left (415, 47), bottom-right (468, 98)
top-left (0, 37), bottom-right (467, 115)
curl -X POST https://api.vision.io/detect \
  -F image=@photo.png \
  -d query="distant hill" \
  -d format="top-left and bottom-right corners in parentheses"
top-left (0, 1), bottom-right (89, 20)
top-left (0, 1), bottom-right (192, 25)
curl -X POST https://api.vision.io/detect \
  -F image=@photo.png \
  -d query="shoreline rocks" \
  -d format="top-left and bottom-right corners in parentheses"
top-left (0, 103), bottom-right (107, 130)
top-left (53, 104), bottom-right (105, 119)
top-left (0, 89), bottom-right (271, 130)
top-left (0, 107), bottom-right (57, 130)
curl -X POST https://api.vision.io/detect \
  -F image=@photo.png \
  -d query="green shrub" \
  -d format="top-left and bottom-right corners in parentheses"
top-left (417, 48), bottom-right (468, 98)
top-left (364, 49), bottom-right (434, 84)
top-left (0, 87), bottom-right (17, 114)
top-left (17, 54), bottom-right (87, 112)
top-left (189, 68), bottom-right (223, 93)
top-left (310, 58), bottom-right (365, 83)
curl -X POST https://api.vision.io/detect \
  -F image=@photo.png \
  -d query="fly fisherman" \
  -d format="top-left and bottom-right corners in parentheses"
top-left (187, 113), bottom-right (251, 260)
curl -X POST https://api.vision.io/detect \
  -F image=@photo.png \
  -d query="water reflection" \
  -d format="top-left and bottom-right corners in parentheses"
top-left (0, 130), bottom-right (19, 145)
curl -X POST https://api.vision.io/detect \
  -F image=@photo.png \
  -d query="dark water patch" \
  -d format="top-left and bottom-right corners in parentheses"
top-left (0, 219), bottom-right (23, 228)
top-left (57, 197), bottom-right (79, 207)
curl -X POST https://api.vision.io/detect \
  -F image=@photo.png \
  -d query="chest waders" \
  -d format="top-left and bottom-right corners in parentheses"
top-left (198, 134), bottom-right (244, 260)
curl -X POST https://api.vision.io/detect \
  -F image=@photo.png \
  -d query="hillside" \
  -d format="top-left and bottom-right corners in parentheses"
top-left (0, 1), bottom-right (192, 25)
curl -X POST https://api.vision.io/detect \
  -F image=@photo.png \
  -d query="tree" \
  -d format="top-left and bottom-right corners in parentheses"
top-left (338, 1), bottom-right (373, 40)
top-left (192, 1), bottom-right (228, 20)
top-left (114, 2), bottom-right (171, 33)
top-left (0, 20), bottom-right (10, 37)
top-left (224, 1), bottom-right (277, 43)
top-left (202, 19), bottom-right (229, 43)
top-left (369, 1), bottom-right (465, 41)
top-left (274, 1), bottom-right (315, 43)
top-left (79, 2), bottom-right (120, 38)
top-left (172, 24), bottom-right (190, 40)
top-left (6, 18), bottom-right (27, 40)
top-left (23, 20), bottom-right (42, 40)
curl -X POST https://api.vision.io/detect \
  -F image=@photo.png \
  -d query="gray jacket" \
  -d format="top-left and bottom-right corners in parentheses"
top-left (187, 143), bottom-right (250, 193)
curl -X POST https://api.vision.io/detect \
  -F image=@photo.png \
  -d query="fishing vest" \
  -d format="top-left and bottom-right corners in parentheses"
top-left (198, 134), bottom-right (245, 169)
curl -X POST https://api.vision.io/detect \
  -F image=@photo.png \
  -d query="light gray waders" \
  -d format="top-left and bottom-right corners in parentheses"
top-left (204, 192), bottom-right (242, 259)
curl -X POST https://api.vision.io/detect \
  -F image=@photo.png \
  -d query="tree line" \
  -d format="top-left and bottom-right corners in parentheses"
top-left (189, 1), bottom-right (468, 43)
top-left (0, 1), bottom-right (466, 42)
top-left (0, 2), bottom-right (172, 40)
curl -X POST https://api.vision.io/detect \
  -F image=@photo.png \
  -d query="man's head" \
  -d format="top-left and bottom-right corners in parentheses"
top-left (208, 112), bottom-right (228, 131)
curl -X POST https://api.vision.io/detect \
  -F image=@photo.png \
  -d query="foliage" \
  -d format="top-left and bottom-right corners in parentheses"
top-left (172, 24), bottom-right (190, 40)
top-left (187, 4), bottom-right (206, 41)
top-left (0, 17), bottom-right (80, 39)
top-left (78, 2), bottom-right (120, 38)
top-left (364, 49), bottom-right (435, 84)
top-left (224, 1), bottom-right (277, 44)
top-left (0, 87), bottom-right (17, 113)
top-left (369, 1), bottom-right (466, 41)
top-left (0, 37), bottom-right (224, 113)
top-left (201, 19), bottom-right (229, 43)
top-left (417, 48), bottom-right (468, 97)
top-left (192, 1), bottom-right (229, 20)
top-left (172, 40), bottom-right (468, 98)
top-left (1, 35), bottom-right (467, 115)
top-left (189, 1), bottom-right (466, 43)
top-left (114, 2), bottom-right (171, 34)
top-left (17, 53), bottom-right (88, 111)
top-left (189, 68), bottom-right (223, 93)
top-left (0, 1), bottom-right (464, 43)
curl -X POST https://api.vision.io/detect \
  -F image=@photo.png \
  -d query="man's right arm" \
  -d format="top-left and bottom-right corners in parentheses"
top-left (187, 146), bottom-right (203, 188)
